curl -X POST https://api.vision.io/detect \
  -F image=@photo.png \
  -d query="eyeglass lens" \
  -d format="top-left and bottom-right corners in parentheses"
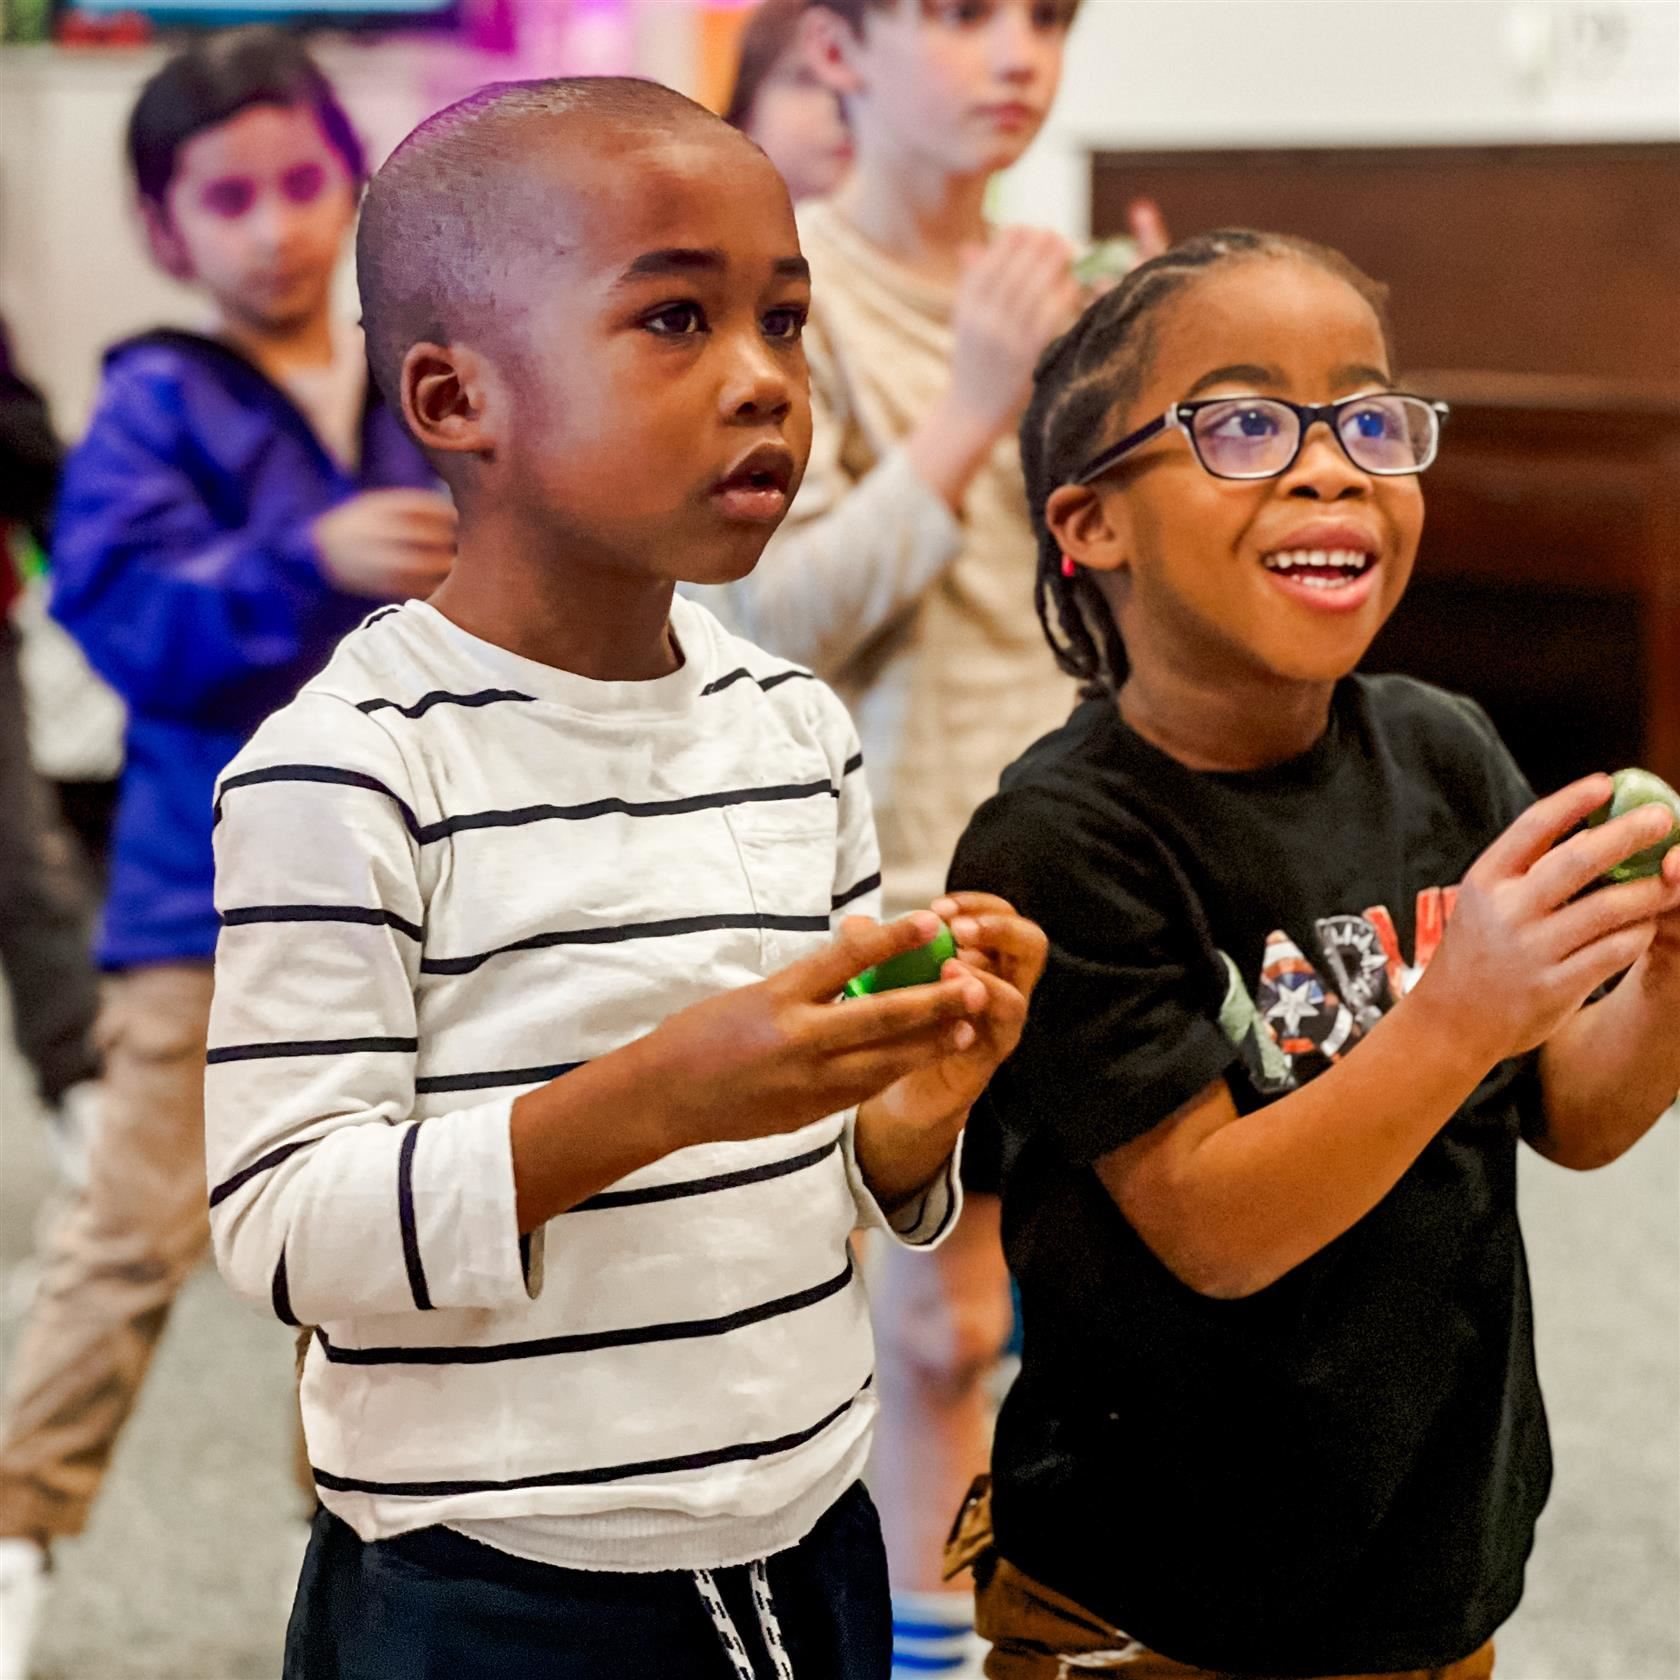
top-left (1189, 396), bottom-right (1437, 478)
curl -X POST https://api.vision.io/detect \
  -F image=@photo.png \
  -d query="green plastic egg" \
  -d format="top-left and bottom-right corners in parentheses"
top-left (843, 922), bottom-right (959, 998)
top-left (1588, 768), bottom-right (1680, 882)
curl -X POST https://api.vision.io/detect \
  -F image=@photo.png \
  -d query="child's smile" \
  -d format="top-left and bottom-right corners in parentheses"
top-left (1256, 516), bottom-right (1383, 613)
top-left (1079, 257), bottom-right (1423, 695)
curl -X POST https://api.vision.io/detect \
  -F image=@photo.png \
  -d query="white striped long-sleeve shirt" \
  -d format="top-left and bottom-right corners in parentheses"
top-left (205, 593), bottom-right (960, 1571)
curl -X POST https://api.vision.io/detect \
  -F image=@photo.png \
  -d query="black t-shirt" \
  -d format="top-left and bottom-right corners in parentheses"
top-left (948, 673), bottom-right (1553, 1676)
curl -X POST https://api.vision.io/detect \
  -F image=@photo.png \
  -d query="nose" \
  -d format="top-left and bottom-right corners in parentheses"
top-left (249, 191), bottom-right (295, 257)
top-left (990, 3), bottom-right (1040, 79)
top-left (720, 334), bottom-right (792, 426)
top-left (1281, 420), bottom-right (1371, 501)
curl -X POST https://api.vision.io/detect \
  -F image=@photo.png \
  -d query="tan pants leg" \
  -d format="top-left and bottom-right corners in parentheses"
top-left (0, 962), bottom-right (213, 1542)
top-left (961, 1480), bottom-right (1496, 1680)
top-left (978, 1554), bottom-right (1497, 1680)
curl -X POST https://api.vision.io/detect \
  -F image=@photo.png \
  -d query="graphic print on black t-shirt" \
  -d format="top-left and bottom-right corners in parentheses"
top-left (1219, 884), bottom-right (1461, 1095)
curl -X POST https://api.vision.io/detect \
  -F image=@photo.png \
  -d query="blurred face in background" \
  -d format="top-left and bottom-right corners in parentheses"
top-left (743, 51), bottom-right (853, 203)
top-left (818, 0), bottom-right (1073, 178)
top-left (143, 101), bottom-right (358, 339)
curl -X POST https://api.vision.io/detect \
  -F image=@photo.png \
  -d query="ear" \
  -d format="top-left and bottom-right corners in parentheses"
top-left (1045, 483), bottom-right (1131, 574)
top-left (400, 341), bottom-right (497, 458)
top-left (139, 199), bottom-right (193, 282)
top-left (802, 5), bottom-right (865, 98)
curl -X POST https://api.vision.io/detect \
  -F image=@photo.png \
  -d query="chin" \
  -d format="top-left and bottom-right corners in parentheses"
top-left (681, 541), bottom-right (773, 590)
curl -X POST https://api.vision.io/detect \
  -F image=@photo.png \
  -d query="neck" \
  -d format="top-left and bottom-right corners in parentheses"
top-left (833, 133), bottom-right (992, 285)
top-left (217, 302), bottom-right (337, 383)
top-left (1118, 656), bottom-right (1337, 773)
top-left (428, 511), bottom-right (682, 684)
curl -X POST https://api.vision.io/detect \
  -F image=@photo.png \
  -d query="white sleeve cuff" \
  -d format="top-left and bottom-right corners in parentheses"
top-left (844, 1117), bottom-right (965, 1250)
top-left (405, 1098), bottom-right (545, 1310)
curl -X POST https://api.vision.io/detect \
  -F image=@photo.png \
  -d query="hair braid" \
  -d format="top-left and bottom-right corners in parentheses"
top-left (1022, 228), bottom-right (1393, 699)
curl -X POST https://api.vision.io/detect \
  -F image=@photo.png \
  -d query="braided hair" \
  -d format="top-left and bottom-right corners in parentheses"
top-left (1022, 228), bottom-right (1393, 699)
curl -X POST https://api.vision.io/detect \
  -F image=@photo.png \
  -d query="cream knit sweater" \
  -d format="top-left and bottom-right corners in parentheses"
top-left (710, 201), bottom-right (1077, 914)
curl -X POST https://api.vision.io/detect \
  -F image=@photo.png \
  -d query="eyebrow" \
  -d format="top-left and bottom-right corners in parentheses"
top-left (614, 248), bottom-right (811, 286)
top-left (1330, 363), bottom-right (1394, 390)
top-left (1183, 363), bottom-right (1280, 399)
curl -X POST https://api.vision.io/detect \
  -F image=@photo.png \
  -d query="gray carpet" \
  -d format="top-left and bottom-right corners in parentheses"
top-left (2, 1037), bottom-right (1676, 1679)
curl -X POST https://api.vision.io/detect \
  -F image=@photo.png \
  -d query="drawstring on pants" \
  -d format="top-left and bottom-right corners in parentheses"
top-left (693, 1562), bottom-right (795, 1680)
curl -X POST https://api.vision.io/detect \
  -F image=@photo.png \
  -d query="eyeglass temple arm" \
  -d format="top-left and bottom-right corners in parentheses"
top-left (1073, 410), bottom-right (1174, 487)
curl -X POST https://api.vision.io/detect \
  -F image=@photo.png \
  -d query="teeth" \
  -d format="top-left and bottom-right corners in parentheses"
top-left (1263, 548), bottom-right (1371, 573)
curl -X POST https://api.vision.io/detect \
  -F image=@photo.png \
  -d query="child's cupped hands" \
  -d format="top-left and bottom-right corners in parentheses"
top-left (883, 893), bottom-right (1045, 1103)
top-left (1415, 775), bottom-right (1680, 1064)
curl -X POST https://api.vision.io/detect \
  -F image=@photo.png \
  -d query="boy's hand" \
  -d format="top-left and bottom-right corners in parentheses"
top-left (852, 893), bottom-right (1048, 1211)
top-left (1415, 774), bottom-right (1680, 1063)
top-left (640, 912), bottom-right (990, 1152)
top-left (313, 488), bottom-right (456, 601)
top-left (948, 227), bottom-right (1082, 444)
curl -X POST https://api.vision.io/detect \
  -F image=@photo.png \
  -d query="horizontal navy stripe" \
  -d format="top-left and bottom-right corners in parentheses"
top-left (207, 1035), bottom-right (418, 1066)
top-left (309, 1376), bottom-right (872, 1497)
top-left (314, 1255), bottom-right (855, 1367)
top-left (214, 765), bottom-right (421, 836)
top-left (419, 778), bottom-right (840, 843)
top-left (219, 904), bottom-right (423, 942)
top-left (414, 1059), bottom-right (583, 1095)
top-left (571, 1135), bottom-right (842, 1212)
top-left (843, 751), bottom-right (864, 777)
top-left (421, 911), bottom-right (828, 977)
top-left (357, 688), bottom-right (535, 721)
top-left (831, 871), bottom-right (881, 912)
top-left (700, 666), bottom-right (815, 698)
top-left (360, 605), bottom-right (401, 630)
top-left (216, 768), bottom-right (840, 844)
top-left (208, 1138), bottom-right (316, 1208)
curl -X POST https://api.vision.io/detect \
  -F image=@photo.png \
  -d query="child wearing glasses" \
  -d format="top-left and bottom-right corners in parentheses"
top-left (944, 229), bottom-right (1680, 1679)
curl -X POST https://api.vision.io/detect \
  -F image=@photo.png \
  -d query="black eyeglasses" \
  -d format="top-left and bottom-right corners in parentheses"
top-left (1073, 392), bottom-right (1450, 486)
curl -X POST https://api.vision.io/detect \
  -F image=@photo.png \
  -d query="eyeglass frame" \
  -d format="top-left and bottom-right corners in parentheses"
top-left (1071, 392), bottom-right (1452, 487)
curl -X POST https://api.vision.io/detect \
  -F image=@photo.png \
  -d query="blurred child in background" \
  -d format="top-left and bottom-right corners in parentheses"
top-left (700, 1), bottom-right (1152, 1671)
top-left (724, 0), bottom-right (853, 203)
top-left (0, 31), bottom-right (450, 1679)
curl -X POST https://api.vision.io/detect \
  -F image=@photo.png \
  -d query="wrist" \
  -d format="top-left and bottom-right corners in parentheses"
top-left (905, 392), bottom-right (1004, 512)
top-left (855, 1092), bottom-right (967, 1210)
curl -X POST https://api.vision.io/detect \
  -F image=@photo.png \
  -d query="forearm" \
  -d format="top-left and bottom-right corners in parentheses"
top-left (509, 1036), bottom-right (689, 1232)
top-left (1109, 991), bottom-right (1491, 1299)
top-left (736, 448), bottom-right (961, 677)
top-left (1535, 953), bottom-right (1680, 1168)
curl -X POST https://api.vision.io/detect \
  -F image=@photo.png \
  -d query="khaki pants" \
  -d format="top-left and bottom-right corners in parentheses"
top-left (948, 1480), bottom-right (1496, 1680)
top-left (0, 963), bottom-right (222, 1541)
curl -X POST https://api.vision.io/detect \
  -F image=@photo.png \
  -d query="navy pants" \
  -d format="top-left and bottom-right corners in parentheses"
top-left (285, 1481), bottom-right (892, 1680)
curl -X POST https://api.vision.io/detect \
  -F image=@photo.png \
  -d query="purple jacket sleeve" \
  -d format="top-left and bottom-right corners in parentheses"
top-left (50, 366), bottom-right (349, 722)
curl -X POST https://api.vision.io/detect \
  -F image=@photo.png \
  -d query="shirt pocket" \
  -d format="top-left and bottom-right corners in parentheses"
top-left (722, 792), bottom-right (843, 977)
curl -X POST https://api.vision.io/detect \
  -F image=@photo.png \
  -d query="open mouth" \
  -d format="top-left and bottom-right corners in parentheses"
top-left (712, 447), bottom-right (794, 523)
top-left (1260, 547), bottom-right (1378, 592)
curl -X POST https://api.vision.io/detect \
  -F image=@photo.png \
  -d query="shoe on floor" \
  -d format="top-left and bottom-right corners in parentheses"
top-left (0, 1539), bottom-right (47, 1680)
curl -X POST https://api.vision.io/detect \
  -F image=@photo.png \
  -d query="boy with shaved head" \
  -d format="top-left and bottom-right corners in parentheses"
top-left (203, 77), bottom-right (1044, 1679)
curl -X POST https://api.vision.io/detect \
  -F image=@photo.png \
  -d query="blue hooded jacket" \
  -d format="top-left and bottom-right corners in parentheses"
top-left (51, 330), bottom-right (436, 968)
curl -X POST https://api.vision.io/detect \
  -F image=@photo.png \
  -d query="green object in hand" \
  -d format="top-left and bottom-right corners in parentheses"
top-left (843, 922), bottom-right (959, 998)
top-left (1588, 768), bottom-right (1680, 881)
